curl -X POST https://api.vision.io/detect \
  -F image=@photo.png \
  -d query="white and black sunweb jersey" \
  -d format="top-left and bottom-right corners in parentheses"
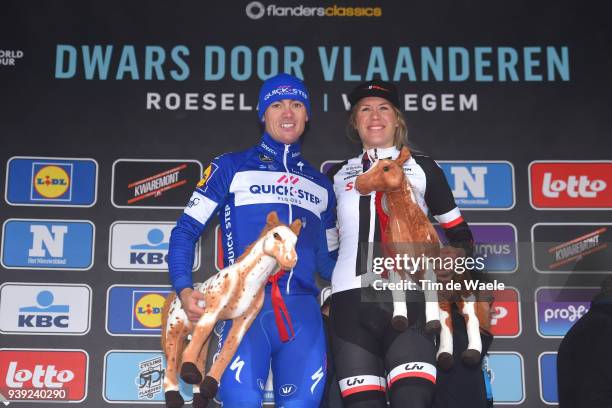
top-left (327, 146), bottom-right (473, 294)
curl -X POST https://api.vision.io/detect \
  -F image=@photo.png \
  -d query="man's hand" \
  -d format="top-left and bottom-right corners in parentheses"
top-left (179, 288), bottom-right (206, 322)
top-left (434, 245), bottom-right (466, 283)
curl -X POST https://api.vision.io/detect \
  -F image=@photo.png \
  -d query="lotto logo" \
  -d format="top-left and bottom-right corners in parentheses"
top-left (0, 349), bottom-right (88, 402)
top-left (529, 161), bottom-right (612, 209)
top-left (489, 288), bottom-right (521, 338)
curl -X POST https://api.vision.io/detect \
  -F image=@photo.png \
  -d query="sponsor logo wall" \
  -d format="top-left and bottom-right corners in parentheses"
top-left (2, 3), bottom-right (611, 407)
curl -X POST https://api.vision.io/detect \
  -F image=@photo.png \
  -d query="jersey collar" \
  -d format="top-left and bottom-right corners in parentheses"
top-left (362, 146), bottom-right (400, 162)
top-left (258, 132), bottom-right (302, 161)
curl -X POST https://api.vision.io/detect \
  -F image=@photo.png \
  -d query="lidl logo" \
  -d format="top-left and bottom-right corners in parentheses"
top-left (106, 285), bottom-right (172, 336)
top-left (33, 164), bottom-right (71, 199)
top-left (5, 157), bottom-right (97, 206)
top-left (438, 161), bottom-right (515, 209)
top-left (103, 350), bottom-right (192, 403)
top-left (134, 293), bottom-right (166, 329)
top-left (539, 352), bottom-right (558, 404)
top-left (486, 352), bottom-right (525, 404)
top-left (1, 219), bottom-right (95, 270)
top-left (0, 283), bottom-right (91, 335)
top-left (535, 287), bottom-right (598, 338)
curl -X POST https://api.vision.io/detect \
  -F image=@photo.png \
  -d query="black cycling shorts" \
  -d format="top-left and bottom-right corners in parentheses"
top-left (329, 288), bottom-right (436, 407)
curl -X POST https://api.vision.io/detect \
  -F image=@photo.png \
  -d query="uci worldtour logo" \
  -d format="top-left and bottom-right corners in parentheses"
top-left (245, 2), bottom-right (382, 20)
top-left (0, 50), bottom-right (24, 66)
top-left (249, 175), bottom-right (322, 205)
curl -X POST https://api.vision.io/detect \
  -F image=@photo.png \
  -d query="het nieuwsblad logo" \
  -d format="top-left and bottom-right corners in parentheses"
top-left (245, 2), bottom-right (382, 20)
top-left (1, 219), bottom-right (95, 271)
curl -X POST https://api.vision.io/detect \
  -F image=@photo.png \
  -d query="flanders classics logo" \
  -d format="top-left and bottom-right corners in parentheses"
top-left (245, 2), bottom-right (382, 20)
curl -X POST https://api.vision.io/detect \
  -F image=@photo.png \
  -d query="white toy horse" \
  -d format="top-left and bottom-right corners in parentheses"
top-left (161, 211), bottom-right (301, 407)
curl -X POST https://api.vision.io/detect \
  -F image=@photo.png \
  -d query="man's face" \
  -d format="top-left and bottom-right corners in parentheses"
top-left (263, 99), bottom-right (309, 144)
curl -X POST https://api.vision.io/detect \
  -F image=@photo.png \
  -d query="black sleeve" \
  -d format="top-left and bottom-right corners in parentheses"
top-left (325, 160), bottom-right (347, 183)
top-left (414, 155), bottom-right (474, 256)
top-left (445, 221), bottom-right (475, 258)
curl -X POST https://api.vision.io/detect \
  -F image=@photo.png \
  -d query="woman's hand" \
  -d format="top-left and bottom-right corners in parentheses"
top-left (434, 245), bottom-right (466, 283)
top-left (179, 287), bottom-right (206, 322)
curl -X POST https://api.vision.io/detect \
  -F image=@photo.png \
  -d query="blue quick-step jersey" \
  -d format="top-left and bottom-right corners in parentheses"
top-left (168, 132), bottom-right (339, 297)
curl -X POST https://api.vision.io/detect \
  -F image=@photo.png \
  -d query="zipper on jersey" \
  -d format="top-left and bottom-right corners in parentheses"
top-left (283, 143), bottom-right (294, 294)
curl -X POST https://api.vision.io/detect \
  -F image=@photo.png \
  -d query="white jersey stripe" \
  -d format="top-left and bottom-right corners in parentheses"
top-left (184, 191), bottom-right (218, 225)
top-left (434, 207), bottom-right (462, 225)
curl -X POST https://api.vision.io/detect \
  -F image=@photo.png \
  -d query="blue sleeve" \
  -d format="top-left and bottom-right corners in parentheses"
top-left (168, 214), bottom-right (207, 295)
top-left (315, 182), bottom-right (338, 281)
top-left (167, 155), bottom-right (235, 295)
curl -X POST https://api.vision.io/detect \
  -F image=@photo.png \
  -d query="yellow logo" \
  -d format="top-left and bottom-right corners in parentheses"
top-left (135, 293), bottom-right (166, 328)
top-left (33, 165), bottom-right (70, 198)
top-left (197, 164), bottom-right (213, 188)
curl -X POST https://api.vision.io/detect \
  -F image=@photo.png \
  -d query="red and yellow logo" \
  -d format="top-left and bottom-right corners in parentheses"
top-left (33, 165), bottom-right (70, 198)
top-left (134, 294), bottom-right (166, 328)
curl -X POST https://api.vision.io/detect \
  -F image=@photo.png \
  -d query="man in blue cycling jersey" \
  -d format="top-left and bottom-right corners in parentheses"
top-left (168, 73), bottom-right (338, 407)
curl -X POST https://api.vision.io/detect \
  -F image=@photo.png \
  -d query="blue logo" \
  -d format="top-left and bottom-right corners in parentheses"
top-left (539, 353), bottom-right (558, 404)
top-left (486, 352), bottom-right (525, 404)
top-left (5, 157), bottom-right (97, 206)
top-left (129, 228), bottom-right (169, 265)
top-left (106, 285), bottom-right (171, 336)
top-left (1, 219), bottom-right (95, 270)
top-left (103, 351), bottom-right (192, 403)
top-left (18, 290), bottom-right (69, 328)
top-left (536, 288), bottom-right (598, 338)
top-left (438, 161), bottom-right (515, 209)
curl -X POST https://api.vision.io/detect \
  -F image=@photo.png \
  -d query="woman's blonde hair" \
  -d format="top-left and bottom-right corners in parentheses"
top-left (347, 103), bottom-right (408, 149)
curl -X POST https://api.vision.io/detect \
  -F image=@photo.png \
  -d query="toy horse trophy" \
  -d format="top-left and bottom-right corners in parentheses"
top-left (161, 211), bottom-right (301, 407)
top-left (355, 146), bottom-right (490, 369)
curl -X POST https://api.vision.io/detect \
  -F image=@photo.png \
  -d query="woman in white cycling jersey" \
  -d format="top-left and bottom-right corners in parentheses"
top-left (326, 80), bottom-right (478, 408)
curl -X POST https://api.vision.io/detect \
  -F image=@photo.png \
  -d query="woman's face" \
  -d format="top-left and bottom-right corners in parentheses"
top-left (354, 97), bottom-right (398, 149)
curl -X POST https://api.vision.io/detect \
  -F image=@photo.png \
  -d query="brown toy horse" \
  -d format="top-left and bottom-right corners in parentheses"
top-left (161, 211), bottom-right (301, 407)
top-left (355, 146), bottom-right (490, 369)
